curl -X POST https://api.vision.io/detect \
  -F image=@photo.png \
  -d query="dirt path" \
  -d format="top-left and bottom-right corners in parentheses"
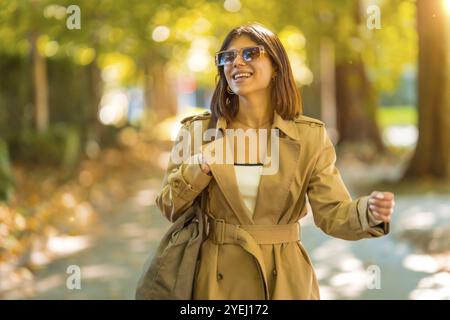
top-left (9, 161), bottom-right (450, 300)
top-left (18, 175), bottom-right (170, 300)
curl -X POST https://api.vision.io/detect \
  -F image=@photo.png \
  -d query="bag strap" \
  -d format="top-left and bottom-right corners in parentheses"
top-left (197, 114), bottom-right (215, 233)
top-left (198, 114), bottom-right (214, 216)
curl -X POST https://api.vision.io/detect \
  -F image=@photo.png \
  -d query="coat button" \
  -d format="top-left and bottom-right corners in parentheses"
top-left (217, 273), bottom-right (223, 280)
top-left (273, 269), bottom-right (277, 276)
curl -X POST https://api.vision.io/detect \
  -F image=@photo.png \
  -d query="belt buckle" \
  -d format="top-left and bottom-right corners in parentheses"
top-left (214, 219), bottom-right (225, 244)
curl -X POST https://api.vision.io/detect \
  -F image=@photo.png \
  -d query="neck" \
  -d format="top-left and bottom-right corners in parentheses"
top-left (235, 90), bottom-right (273, 127)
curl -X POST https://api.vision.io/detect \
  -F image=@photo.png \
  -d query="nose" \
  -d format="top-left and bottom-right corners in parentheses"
top-left (233, 53), bottom-right (246, 67)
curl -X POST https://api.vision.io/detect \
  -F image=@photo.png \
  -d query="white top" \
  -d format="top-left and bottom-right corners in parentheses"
top-left (234, 164), bottom-right (264, 218)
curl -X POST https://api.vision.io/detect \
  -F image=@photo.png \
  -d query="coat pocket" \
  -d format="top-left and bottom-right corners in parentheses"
top-left (295, 241), bottom-right (314, 268)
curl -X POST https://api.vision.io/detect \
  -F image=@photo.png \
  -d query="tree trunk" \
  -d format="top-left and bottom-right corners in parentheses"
top-left (87, 58), bottom-right (103, 142)
top-left (30, 32), bottom-right (49, 133)
top-left (143, 58), bottom-right (177, 121)
top-left (403, 0), bottom-right (450, 180)
top-left (333, 0), bottom-right (384, 152)
top-left (301, 35), bottom-right (322, 119)
top-left (335, 58), bottom-right (384, 151)
top-left (320, 37), bottom-right (338, 144)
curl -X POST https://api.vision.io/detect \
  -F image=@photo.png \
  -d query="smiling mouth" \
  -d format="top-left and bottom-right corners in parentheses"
top-left (232, 72), bottom-right (253, 81)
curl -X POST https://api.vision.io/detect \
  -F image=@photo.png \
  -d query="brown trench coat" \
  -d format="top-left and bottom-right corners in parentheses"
top-left (155, 110), bottom-right (389, 300)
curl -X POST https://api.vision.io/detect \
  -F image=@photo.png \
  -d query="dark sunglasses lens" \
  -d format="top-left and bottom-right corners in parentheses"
top-left (243, 47), bottom-right (261, 62)
top-left (217, 51), bottom-right (236, 66)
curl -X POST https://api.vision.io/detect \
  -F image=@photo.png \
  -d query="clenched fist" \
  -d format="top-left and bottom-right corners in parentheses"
top-left (368, 191), bottom-right (395, 223)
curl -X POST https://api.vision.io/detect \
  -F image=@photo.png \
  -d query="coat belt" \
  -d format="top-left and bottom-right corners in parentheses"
top-left (206, 216), bottom-right (300, 299)
top-left (208, 218), bottom-right (300, 245)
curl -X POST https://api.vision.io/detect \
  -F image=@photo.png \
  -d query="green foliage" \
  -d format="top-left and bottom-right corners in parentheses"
top-left (11, 124), bottom-right (81, 168)
top-left (0, 0), bottom-right (421, 163)
top-left (363, 0), bottom-right (418, 92)
top-left (378, 105), bottom-right (417, 129)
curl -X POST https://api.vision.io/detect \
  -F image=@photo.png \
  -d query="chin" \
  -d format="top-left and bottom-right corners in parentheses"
top-left (232, 87), bottom-right (253, 96)
top-left (232, 85), bottom-right (269, 97)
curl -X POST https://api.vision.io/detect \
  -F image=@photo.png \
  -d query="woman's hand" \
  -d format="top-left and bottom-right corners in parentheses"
top-left (198, 153), bottom-right (212, 176)
top-left (368, 191), bottom-right (395, 223)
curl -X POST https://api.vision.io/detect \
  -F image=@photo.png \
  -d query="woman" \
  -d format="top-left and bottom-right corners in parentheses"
top-left (155, 23), bottom-right (395, 299)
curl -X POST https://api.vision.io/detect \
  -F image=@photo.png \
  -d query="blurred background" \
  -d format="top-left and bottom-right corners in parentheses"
top-left (0, 0), bottom-right (449, 300)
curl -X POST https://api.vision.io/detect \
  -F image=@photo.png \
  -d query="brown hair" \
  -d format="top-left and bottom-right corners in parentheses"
top-left (210, 23), bottom-right (303, 125)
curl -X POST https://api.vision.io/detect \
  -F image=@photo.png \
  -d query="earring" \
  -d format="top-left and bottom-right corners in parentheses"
top-left (227, 86), bottom-right (234, 94)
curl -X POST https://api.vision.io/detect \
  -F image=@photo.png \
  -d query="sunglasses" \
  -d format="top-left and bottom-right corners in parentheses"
top-left (215, 45), bottom-right (266, 67)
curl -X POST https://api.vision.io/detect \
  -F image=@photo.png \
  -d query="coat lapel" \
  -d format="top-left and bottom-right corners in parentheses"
top-left (200, 111), bottom-right (302, 225)
top-left (201, 132), bottom-right (254, 225)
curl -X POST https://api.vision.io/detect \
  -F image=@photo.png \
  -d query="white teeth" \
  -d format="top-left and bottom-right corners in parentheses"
top-left (234, 73), bottom-right (252, 80)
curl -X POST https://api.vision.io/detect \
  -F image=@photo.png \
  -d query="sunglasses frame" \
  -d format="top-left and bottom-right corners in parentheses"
top-left (215, 45), bottom-right (266, 67)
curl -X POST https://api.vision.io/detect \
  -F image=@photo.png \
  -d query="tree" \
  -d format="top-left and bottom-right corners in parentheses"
top-left (271, 0), bottom-right (384, 149)
top-left (273, 0), bottom-right (417, 151)
top-left (331, 0), bottom-right (383, 151)
top-left (0, 0), bottom-right (52, 133)
top-left (404, 0), bottom-right (450, 180)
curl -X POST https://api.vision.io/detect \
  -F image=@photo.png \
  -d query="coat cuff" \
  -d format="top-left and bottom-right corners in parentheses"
top-left (356, 196), bottom-right (390, 236)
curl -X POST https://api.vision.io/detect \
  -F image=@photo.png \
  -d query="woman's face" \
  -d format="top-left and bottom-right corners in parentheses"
top-left (224, 36), bottom-right (275, 97)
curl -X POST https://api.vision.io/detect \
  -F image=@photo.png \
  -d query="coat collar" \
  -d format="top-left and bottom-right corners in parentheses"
top-left (215, 110), bottom-right (300, 141)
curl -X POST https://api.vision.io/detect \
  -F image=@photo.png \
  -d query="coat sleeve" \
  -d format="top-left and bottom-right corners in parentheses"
top-left (155, 122), bottom-right (213, 222)
top-left (307, 127), bottom-right (389, 240)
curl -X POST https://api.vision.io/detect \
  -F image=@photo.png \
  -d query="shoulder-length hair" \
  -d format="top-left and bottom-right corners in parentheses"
top-left (210, 23), bottom-right (303, 124)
